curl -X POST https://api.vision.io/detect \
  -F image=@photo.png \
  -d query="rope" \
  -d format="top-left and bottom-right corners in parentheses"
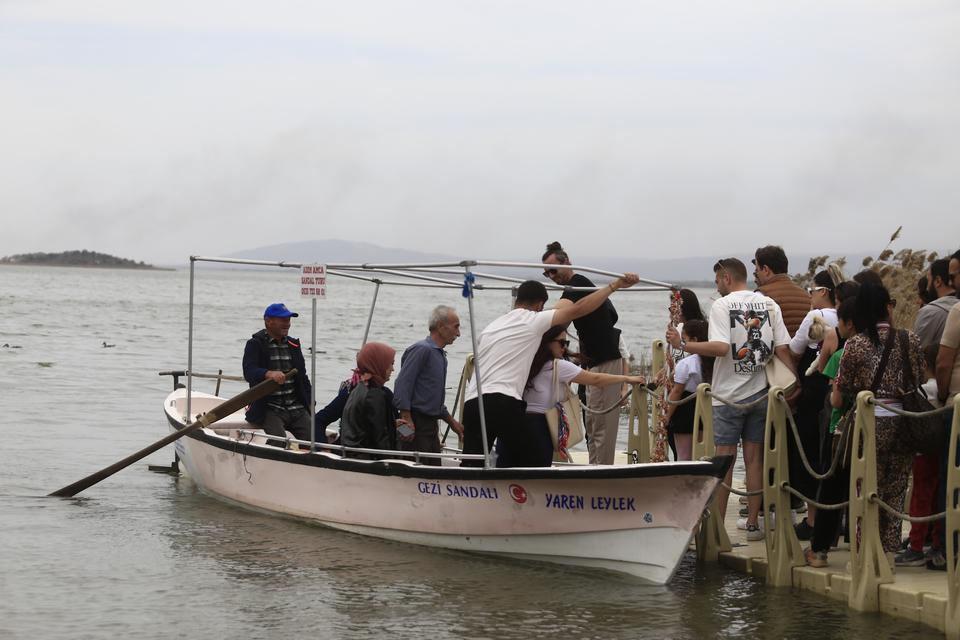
top-left (720, 482), bottom-right (763, 496)
top-left (666, 392), bottom-right (698, 407)
top-left (581, 385), bottom-right (635, 415)
top-left (868, 493), bottom-right (947, 523)
top-left (707, 389), bottom-right (769, 409)
top-left (869, 398), bottom-right (953, 418)
top-left (781, 483), bottom-right (849, 511)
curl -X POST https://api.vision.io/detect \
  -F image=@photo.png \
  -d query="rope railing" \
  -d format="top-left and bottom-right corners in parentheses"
top-left (581, 385), bottom-right (635, 415)
top-left (774, 392), bottom-right (845, 482)
top-left (707, 389), bottom-right (770, 409)
top-left (781, 482), bottom-right (849, 511)
top-left (868, 493), bottom-right (947, 524)
top-left (869, 397), bottom-right (954, 418)
top-left (720, 482), bottom-right (763, 497)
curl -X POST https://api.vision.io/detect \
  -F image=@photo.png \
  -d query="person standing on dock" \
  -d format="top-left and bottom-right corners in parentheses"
top-left (393, 305), bottom-right (465, 466)
top-left (461, 273), bottom-right (641, 467)
top-left (666, 258), bottom-right (795, 541)
top-left (541, 241), bottom-right (631, 465)
top-left (242, 303), bottom-right (312, 447)
top-left (752, 245), bottom-right (810, 337)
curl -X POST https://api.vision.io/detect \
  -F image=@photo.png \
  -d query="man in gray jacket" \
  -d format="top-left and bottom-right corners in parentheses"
top-left (915, 258), bottom-right (958, 347)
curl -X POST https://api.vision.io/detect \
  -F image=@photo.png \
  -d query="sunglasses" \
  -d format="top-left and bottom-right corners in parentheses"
top-left (553, 339), bottom-right (570, 347)
top-left (543, 268), bottom-right (558, 277)
top-left (807, 286), bottom-right (829, 294)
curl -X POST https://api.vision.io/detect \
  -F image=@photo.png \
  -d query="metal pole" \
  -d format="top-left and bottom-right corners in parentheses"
top-left (311, 296), bottom-right (317, 451)
top-left (186, 257), bottom-right (196, 421)
top-left (464, 266), bottom-right (491, 468)
top-left (361, 280), bottom-right (381, 347)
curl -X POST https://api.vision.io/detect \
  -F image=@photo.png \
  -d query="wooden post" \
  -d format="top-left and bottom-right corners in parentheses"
top-left (693, 383), bottom-right (732, 561)
top-left (627, 382), bottom-right (650, 464)
top-left (946, 395), bottom-right (960, 640)
top-left (848, 391), bottom-right (894, 612)
top-left (763, 387), bottom-right (804, 586)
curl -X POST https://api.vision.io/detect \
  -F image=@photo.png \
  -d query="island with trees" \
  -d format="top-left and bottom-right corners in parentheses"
top-left (0, 250), bottom-right (167, 270)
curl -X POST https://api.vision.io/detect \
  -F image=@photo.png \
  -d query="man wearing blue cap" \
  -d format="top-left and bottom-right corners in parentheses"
top-left (242, 303), bottom-right (312, 447)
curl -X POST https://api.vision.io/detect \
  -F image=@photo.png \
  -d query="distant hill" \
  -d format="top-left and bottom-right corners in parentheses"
top-left (227, 239), bottom-right (868, 284)
top-left (0, 250), bottom-right (163, 269)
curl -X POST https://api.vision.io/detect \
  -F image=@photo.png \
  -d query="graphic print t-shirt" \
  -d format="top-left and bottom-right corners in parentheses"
top-left (708, 290), bottom-right (790, 406)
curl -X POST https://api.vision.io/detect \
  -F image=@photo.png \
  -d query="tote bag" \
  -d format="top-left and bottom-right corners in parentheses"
top-left (545, 360), bottom-right (585, 462)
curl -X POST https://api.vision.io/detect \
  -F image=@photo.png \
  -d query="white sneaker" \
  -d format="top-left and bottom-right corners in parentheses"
top-left (737, 513), bottom-right (774, 530)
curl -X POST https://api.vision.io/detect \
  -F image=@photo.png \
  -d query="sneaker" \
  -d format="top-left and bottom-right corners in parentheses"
top-left (739, 506), bottom-right (765, 518)
top-left (804, 547), bottom-right (828, 568)
top-left (894, 547), bottom-right (927, 567)
top-left (746, 523), bottom-right (764, 541)
top-left (794, 520), bottom-right (814, 541)
top-left (926, 548), bottom-right (946, 571)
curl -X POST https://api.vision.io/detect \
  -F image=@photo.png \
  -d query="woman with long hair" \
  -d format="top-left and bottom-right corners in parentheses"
top-left (831, 283), bottom-right (924, 560)
top-left (496, 325), bottom-right (645, 467)
top-left (663, 319), bottom-right (713, 461)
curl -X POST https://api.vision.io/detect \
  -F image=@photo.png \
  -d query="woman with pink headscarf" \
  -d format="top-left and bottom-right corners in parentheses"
top-left (339, 342), bottom-right (403, 458)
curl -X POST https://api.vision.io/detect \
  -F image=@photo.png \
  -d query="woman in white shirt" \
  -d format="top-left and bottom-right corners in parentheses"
top-left (789, 270), bottom-right (840, 540)
top-left (664, 320), bottom-right (713, 461)
top-left (497, 325), bottom-right (645, 467)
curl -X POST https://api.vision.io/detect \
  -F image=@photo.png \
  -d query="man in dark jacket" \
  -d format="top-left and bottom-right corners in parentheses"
top-left (242, 303), bottom-right (312, 447)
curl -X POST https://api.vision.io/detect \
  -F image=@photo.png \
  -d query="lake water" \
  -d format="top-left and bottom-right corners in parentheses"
top-left (0, 264), bottom-right (939, 639)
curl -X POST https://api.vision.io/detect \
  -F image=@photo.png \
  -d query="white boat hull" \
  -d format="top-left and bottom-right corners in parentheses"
top-left (165, 389), bottom-right (729, 584)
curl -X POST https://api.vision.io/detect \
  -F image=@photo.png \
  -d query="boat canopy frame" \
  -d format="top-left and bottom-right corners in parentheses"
top-left (184, 255), bottom-right (675, 469)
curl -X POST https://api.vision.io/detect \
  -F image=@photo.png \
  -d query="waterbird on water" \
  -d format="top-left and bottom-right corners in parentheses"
top-left (102, 341), bottom-right (116, 348)
top-left (3, 343), bottom-right (22, 348)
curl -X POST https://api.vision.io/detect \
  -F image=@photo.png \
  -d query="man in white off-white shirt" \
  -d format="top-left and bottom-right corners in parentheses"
top-left (666, 258), bottom-right (794, 540)
top-left (462, 274), bottom-right (640, 466)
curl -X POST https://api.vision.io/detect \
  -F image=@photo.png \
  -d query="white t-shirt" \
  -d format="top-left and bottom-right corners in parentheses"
top-left (669, 321), bottom-right (687, 363)
top-left (523, 359), bottom-right (583, 414)
top-left (708, 290), bottom-right (791, 406)
top-left (465, 308), bottom-right (557, 402)
top-left (789, 308), bottom-right (838, 355)
top-left (673, 353), bottom-right (703, 394)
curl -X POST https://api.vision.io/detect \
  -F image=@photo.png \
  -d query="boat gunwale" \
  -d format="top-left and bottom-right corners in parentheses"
top-left (166, 409), bottom-right (732, 482)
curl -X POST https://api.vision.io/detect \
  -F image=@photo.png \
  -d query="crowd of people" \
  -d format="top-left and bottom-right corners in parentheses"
top-left (239, 242), bottom-right (960, 570)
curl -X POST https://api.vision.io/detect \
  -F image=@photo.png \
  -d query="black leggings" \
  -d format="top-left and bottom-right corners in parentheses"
top-left (461, 394), bottom-right (525, 467)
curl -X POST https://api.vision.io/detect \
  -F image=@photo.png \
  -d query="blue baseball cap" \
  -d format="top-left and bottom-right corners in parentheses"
top-left (263, 303), bottom-right (298, 318)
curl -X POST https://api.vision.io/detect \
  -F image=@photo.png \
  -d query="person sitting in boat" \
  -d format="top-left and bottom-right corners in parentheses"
top-left (500, 325), bottom-right (645, 467)
top-left (461, 273), bottom-right (641, 467)
top-left (339, 342), bottom-right (405, 459)
top-left (392, 305), bottom-right (465, 466)
top-left (242, 303), bottom-right (312, 448)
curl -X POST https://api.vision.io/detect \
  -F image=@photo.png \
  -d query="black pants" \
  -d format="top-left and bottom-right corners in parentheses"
top-left (461, 394), bottom-right (525, 467)
top-left (788, 370), bottom-right (830, 502)
top-left (810, 434), bottom-right (850, 553)
top-left (399, 411), bottom-right (442, 466)
top-left (260, 407), bottom-right (312, 447)
top-left (494, 413), bottom-right (554, 467)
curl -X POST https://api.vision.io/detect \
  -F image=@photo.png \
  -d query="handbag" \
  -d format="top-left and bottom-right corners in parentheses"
top-left (545, 359), bottom-right (585, 462)
top-left (765, 353), bottom-right (798, 393)
top-left (897, 330), bottom-right (946, 455)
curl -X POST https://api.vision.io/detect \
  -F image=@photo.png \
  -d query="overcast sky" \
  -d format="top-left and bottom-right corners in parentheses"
top-left (2, 1), bottom-right (958, 266)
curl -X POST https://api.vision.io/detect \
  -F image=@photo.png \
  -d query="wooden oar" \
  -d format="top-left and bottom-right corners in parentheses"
top-left (49, 370), bottom-right (297, 497)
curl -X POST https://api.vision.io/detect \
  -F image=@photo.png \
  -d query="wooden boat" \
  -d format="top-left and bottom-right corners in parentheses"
top-left (164, 387), bottom-right (729, 583)
top-left (161, 255), bottom-right (730, 583)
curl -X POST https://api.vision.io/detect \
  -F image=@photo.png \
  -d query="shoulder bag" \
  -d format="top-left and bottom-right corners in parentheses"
top-left (897, 330), bottom-right (945, 455)
top-left (545, 359), bottom-right (585, 462)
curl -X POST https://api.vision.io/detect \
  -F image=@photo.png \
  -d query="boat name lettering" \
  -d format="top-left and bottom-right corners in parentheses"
top-left (416, 482), bottom-right (499, 499)
top-left (544, 493), bottom-right (636, 511)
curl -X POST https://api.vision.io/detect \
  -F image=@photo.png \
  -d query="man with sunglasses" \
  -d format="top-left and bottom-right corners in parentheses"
top-left (541, 242), bottom-right (631, 465)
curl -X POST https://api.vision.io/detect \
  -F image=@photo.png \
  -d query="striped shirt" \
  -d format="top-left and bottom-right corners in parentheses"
top-left (265, 337), bottom-right (304, 412)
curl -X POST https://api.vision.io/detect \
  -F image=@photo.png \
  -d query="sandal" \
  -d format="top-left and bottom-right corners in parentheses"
top-left (804, 547), bottom-right (828, 568)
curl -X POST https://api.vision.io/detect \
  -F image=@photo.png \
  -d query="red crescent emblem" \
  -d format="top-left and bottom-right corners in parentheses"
top-left (508, 484), bottom-right (528, 504)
